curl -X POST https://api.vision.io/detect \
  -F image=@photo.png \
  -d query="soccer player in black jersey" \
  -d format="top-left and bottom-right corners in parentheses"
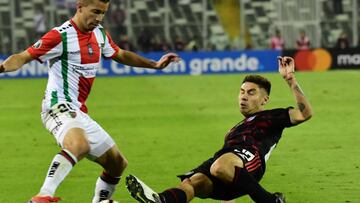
top-left (125, 56), bottom-right (313, 203)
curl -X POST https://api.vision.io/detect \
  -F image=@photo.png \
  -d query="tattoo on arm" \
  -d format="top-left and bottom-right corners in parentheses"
top-left (294, 84), bottom-right (305, 96)
top-left (297, 102), bottom-right (306, 112)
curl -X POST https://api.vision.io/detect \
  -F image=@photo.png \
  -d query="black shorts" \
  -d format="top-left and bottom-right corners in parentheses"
top-left (177, 146), bottom-right (266, 200)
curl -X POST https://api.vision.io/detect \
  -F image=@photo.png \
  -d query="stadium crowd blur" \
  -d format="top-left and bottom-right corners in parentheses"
top-left (0, 0), bottom-right (359, 55)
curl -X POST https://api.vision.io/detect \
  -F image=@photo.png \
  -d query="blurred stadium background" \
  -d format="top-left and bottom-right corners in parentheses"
top-left (0, 0), bottom-right (360, 53)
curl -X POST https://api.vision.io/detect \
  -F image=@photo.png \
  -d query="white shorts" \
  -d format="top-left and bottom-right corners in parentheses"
top-left (41, 102), bottom-right (115, 160)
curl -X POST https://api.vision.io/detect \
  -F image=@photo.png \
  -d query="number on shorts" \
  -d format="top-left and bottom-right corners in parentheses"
top-left (57, 103), bottom-right (75, 113)
top-left (235, 149), bottom-right (255, 162)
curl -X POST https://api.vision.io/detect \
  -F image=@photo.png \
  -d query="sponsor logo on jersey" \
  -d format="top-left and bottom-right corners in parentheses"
top-left (70, 64), bottom-right (97, 77)
top-left (33, 40), bottom-right (42, 49)
top-left (68, 50), bottom-right (81, 55)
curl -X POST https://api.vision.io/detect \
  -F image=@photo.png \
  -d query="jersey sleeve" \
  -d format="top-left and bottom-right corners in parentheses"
top-left (270, 107), bottom-right (295, 128)
top-left (27, 29), bottom-right (63, 63)
top-left (102, 31), bottom-right (120, 59)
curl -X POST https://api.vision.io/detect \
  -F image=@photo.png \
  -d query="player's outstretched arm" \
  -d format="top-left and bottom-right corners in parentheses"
top-left (113, 49), bottom-right (180, 69)
top-left (0, 50), bottom-right (34, 73)
top-left (278, 56), bottom-right (313, 125)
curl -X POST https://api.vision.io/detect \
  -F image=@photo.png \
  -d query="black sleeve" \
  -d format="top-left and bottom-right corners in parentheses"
top-left (269, 107), bottom-right (295, 128)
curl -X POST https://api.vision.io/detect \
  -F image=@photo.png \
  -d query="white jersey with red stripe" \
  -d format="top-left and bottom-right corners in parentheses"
top-left (27, 20), bottom-right (120, 113)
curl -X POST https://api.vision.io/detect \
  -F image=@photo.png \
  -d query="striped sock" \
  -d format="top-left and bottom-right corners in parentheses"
top-left (92, 171), bottom-right (120, 203)
top-left (159, 188), bottom-right (187, 203)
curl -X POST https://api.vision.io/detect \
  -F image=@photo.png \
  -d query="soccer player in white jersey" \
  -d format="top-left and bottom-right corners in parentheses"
top-left (0, 0), bottom-right (180, 202)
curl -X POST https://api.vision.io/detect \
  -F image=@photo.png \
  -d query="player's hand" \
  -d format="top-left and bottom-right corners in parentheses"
top-left (278, 56), bottom-right (295, 81)
top-left (154, 53), bottom-right (181, 69)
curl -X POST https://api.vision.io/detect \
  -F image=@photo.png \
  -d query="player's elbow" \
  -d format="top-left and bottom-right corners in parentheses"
top-left (290, 109), bottom-right (313, 125)
top-left (113, 49), bottom-right (126, 64)
top-left (299, 110), bottom-right (313, 123)
top-left (302, 114), bottom-right (312, 123)
top-left (304, 107), bottom-right (313, 121)
top-left (301, 112), bottom-right (313, 125)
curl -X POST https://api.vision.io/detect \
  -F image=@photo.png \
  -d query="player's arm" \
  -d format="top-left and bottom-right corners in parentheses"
top-left (113, 49), bottom-right (180, 69)
top-left (0, 50), bottom-right (34, 73)
top-left (278, 56), bottom-right (313, 125)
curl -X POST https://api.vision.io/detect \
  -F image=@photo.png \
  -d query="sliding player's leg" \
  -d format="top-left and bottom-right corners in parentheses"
top-left (92, 145), bottom-right (128, 203)
top-left (126, 172), bottom-right (213, 203)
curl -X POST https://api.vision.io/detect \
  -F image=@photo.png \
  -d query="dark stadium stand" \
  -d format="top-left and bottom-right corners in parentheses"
top-left (0, 0), bottom-right (359, 54)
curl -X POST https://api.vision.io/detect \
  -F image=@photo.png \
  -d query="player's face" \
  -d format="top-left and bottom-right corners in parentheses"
top-left (238, 82), bottom-right (269, 116)
top-left (79, 0), bottom-right (109, 31)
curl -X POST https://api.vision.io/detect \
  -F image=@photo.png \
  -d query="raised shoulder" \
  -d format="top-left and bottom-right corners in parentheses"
top-left (54, 21), bottom-right (74, 33)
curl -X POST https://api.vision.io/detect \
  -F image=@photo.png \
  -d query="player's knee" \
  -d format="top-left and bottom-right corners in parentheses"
top-left (64, 142), bottom-right (90, 160)
top-left (180, 178), bottom-right (193, 191)
top-left (111, 148), bottom-right (128, 169)
top-left (210, 162), bottom-right (228, 180)
top-left (118, 154), bottom-right (128, 170)
top-left (179, 179), bottom-right (194, 201)
top-left (63, 133), bottom-right (90, 160)
top-left (211, 163), bottom-right (236, 183)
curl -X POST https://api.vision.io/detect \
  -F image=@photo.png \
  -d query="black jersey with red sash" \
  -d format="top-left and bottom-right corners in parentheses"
top-left (177, 108), bottom-right (296, 200)
top-left (224, 108), bottom-right (295, 160)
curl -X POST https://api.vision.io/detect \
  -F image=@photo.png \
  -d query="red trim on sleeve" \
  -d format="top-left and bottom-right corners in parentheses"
top-left (110, 48), bottom-right (120, 59)
top-left (26, 49), bottom-right (44, 63)
top-left (27, 29), bottom-right (62, 62)
top-left (105, 31), bottom-right (120, 59)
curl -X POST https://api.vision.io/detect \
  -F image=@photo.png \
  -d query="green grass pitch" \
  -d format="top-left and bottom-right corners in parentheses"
top-left (0, 70), bottom-right (359, 202)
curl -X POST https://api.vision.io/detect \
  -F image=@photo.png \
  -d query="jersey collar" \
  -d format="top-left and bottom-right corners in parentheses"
top-left (70, 19), bottom-right (92, 35)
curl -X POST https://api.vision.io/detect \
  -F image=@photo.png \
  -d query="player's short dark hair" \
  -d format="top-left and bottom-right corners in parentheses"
top-left (242, 75), bottom-right (271, 95)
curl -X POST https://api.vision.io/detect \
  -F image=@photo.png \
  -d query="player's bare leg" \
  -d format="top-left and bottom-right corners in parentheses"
top-left (211, 152), bottom-right (285, 203)
top-left (29, 128), bottom-right (90, 203)
top-left (92, 145), bottom-right (128, 203)
top-left (181, 173), bottom-right (213, 201)
top-left (210, 152), bottom-right (244, 182)
top-left (62, 128), bottom-right (91, 160)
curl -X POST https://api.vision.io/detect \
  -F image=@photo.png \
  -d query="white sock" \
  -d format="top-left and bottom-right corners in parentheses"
top-left (92, 177), bottom-right (117, 203)
top-left (38, 150), bottom-right (77, 196)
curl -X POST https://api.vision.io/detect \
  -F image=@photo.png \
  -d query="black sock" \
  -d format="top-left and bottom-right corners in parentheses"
top-left (232, 166), bottom-right (275, 203)
top-left (158, 188), bottom-right (187, 203)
